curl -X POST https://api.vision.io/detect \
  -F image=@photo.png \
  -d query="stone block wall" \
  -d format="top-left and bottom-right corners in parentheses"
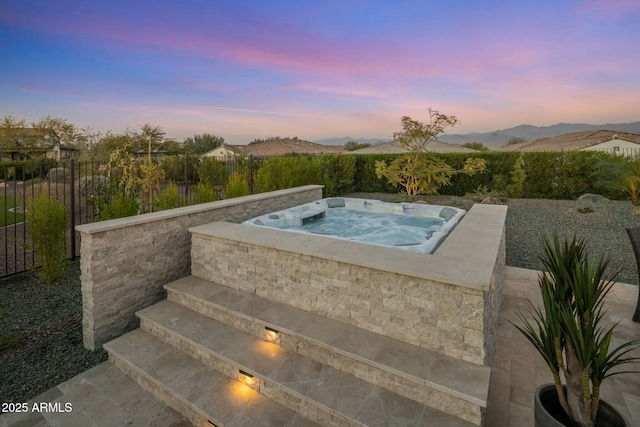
top-left (190, 204), bottom-right (507, 366)
top-left (76, 185), bottom-right (323, 350)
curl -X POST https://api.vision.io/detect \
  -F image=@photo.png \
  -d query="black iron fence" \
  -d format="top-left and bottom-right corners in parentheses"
top-left (0, 155), bottom-right (262, 278)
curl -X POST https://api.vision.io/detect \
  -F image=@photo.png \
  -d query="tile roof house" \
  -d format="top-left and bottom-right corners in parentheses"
top-left (0, 127), bottom-right (80, 161)
top-left (498, 129), bottom-right (640, 155)
top-left (201, 138), bottom-right (346, 159)
top-left (351, 139), bottom-right (479, 154)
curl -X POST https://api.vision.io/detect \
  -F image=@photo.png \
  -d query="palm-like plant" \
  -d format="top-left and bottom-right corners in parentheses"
top-left (514, 233), bottom-right (639, 427)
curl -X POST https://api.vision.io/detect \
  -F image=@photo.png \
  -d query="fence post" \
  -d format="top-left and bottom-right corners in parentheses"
top-left (249, 154), bottom-right (254, 194)
top-left (70, 159), bottom-right (76, 258)
top-left (184, 154), bottom-right (189, 205)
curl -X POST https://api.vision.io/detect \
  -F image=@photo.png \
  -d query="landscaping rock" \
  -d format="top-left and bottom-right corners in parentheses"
top-left (577, 193), bottom-right (609, 204)
top-left (480, 196), bottom-right (502, 205)
top-left (47, 167), bottom-right (71, 183)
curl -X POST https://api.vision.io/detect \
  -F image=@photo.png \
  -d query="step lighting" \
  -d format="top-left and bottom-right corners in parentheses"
top-left (264, 326), bottom-right (280, 344)
top-left (238, 369), bottom-right (257, 388)
top-left (203, 421), bottom-right (218, 427)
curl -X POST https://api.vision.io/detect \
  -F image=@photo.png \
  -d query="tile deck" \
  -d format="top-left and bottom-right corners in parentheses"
top-left (2, 266), bottom-right (639, 427)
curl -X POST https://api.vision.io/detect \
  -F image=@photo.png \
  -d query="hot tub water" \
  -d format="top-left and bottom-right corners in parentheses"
top-left (242, 198), bottom-right (465, 254)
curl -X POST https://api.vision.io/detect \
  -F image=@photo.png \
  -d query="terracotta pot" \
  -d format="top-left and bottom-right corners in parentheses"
top-left (534, 384), bottom-right (628, 427)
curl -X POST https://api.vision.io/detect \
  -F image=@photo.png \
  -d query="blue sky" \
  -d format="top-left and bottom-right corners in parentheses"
top-left (1, 0), bottom-right (639, 143)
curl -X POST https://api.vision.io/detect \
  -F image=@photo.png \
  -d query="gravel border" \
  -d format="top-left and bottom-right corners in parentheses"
top-left (1, 196), bottom-right (639, 405)
top-left (0, 260), bottom-right (108, 405)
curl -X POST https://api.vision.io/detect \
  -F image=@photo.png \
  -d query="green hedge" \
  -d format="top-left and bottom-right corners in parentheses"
top-left (254, 154), bottom-right (357, 197)
top-left (351, 151), bottom-right (632, 200)
top-left (160, 155), bottom-right (199, 183)
top-left (0, 158), bottom-right (59, 181)
top-left (154, 151), bottom-right (635, 201)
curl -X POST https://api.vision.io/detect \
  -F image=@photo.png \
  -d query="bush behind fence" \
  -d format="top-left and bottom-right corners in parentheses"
top-left (0, 149), bottom-right (636, 278)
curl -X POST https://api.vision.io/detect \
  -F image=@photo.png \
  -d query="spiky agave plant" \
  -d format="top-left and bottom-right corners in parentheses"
top-left (514, 233), bottom-right (639, 427)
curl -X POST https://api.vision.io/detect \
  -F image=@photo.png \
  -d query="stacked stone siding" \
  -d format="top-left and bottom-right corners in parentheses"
top-left (77, 185), bottom-right (324, 350)
top-left (190, 204), bottom-right (506, 366)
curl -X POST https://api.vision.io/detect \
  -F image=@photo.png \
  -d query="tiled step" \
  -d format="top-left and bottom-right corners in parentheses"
top-left (136, 300), bottom-right (478, 427)
top-left (165, 276), bottom-right (490, 426)
top-left (104, 329), bottom-right (320, 427)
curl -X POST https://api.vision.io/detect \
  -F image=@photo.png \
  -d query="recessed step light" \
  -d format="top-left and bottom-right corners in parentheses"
top-left (238, 369), bottom-right (257, 388)
top-left (264, 326), bottom-right (280, 344)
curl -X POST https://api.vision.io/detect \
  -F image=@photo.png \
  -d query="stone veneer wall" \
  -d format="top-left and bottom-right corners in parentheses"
top-left (190, 204), bottom-right (507, 366)
top-left (76, 185), bottom-right (324, 350)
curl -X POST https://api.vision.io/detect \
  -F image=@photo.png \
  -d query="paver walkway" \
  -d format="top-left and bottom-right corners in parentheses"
top-left (2, 266), bottom-right (639, 426)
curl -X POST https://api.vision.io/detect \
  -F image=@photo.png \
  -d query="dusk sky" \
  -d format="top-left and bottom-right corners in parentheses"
top-left (1, 0), bottom-right (639, 144)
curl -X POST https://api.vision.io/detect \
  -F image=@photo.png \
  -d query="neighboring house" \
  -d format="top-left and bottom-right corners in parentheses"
top-left (351, 139), bottom-right (479, 154)
top-left (0, 127), bottom-right (80, 161)
top-left (201, 144), bottom-right (246, 160)
top-left (47, 143), bottom-right (81, 161)
top-left (498, 130), bottom-right (640, 155)
top-left (201, 138), bottom-right (346, 159)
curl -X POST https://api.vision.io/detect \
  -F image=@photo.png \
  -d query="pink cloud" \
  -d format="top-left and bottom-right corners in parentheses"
top-left (1, 7), bottom-right (448, 81)
top-left (281, 83), bottom-right (385, 99)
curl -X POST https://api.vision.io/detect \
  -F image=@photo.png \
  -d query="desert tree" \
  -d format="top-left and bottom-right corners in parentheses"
top-left (376, 109), bottom-right (486, 198)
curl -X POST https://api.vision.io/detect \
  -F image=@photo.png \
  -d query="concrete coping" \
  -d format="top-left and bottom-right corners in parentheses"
top-left (75, 185), bottom-right (324, 234)
top-left (189, 203), bottom-right (508, 293)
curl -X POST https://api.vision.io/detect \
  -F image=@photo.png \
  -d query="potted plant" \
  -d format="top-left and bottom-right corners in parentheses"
top-left (514, 233), bottom-right (639, 427)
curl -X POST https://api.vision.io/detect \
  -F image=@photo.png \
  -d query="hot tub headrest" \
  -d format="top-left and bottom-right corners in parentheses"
top-left (439, 207), bottom-right (458, 220)
top-left (326, 198), bottom-right (346, 208)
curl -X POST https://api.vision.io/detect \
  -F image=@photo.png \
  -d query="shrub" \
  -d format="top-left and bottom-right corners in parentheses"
top-left (98, 190), bottom-right (139, 220)
top-left (375, 154), bottom-right (486, 198)
top-left (153, 183), bottom-right (181, 211)
top-left (255, 155), bottom-right (321, 193)
top-left (224, 172), bottom-right (250, 199)
top-left (506, 155), bottom-right (526, 198)
top-left (161, 155), bottom-right (199, 183)
top-left (521, 151), bottom-right (613, 199)
top-left (106, 146), bottom-right (164, 213)
top-left (190, 182), bottom-right (217, 204)
top-left (25, 193), bottom-right (69, 283)
top-left (197, 157), bottom-right (229, 187)
top-left (353, 154), bottom-right (398, 193)
top-left (313, 154), bottom-right (356, 196)
top-left (590, 155), bottom-right (640, 203)
top-left (351, 151), bottom-right (635, 200)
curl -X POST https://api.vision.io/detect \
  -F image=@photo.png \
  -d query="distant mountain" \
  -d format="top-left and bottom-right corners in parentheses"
top-left (439, 122), bottom-right (640, 146)
top-left (313, 136), bottom-right (391, 146)
top-left (314, 122), bottom-right (640, 148)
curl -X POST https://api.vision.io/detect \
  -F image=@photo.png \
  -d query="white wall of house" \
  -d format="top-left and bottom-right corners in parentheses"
top-left (581, 138), bottom-right (639, 154)
top-left (201, 146), bottom-right (239, 160)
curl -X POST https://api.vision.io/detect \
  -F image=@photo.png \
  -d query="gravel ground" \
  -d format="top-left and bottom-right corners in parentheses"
top-left (1, 195), bottom-right (639, 406)
top-left (0, 260), bottom-right (108, 405)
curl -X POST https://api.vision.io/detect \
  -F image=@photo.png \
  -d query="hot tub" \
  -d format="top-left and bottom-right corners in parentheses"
top-left (242, 197), bottom-right (466, 254)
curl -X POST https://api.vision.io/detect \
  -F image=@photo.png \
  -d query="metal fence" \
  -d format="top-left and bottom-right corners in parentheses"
top-left (504, 147), bottom-right (640, 158)
top-left (0, 155), bottom-right (261, 278)
top-left (588, 147), bottom-right (640, 158)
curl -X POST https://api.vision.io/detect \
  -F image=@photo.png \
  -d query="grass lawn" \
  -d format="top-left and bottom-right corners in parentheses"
top-left (0, 195), bottom-right (25, 226)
